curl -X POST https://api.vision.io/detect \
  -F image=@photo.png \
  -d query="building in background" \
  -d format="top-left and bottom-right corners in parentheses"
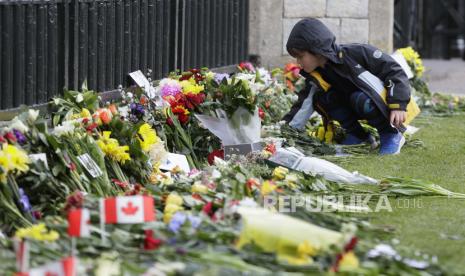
top-left (248, 0), bottom-right (394, 68)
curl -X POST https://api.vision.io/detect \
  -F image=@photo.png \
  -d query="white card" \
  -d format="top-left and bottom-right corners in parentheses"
top-left (29, 153), bottom-right (49, 169)
top-left (159, 153), bottom-right (190, 173)
top-left (78, 153), bottom-right (103, 178)
top-left (129, 70), bottom-right (157, 99)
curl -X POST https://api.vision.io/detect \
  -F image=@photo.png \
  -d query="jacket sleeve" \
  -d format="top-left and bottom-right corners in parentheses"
top-left (282, 80), bottom-right (317, 130)
top-left (349, 44), bottom-right (411, 111)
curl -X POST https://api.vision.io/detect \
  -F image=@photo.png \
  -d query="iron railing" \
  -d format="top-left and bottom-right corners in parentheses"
top-left (0, 0), bottom-right (249, 109)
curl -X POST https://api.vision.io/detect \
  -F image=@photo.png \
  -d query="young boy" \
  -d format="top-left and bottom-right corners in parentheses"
top-left (283, 18), bottom-right (413, 155)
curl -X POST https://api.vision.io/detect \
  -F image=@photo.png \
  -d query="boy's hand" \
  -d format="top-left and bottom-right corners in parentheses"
top-left (390, 110), bottom-right (406, 128)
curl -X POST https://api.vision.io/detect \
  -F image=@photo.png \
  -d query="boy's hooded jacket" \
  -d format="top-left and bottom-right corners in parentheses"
top-left (283, 18), bottom-right (418, 131)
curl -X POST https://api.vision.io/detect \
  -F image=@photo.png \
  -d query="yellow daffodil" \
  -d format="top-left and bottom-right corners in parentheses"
top-left (339, 251), bottom-right (360, 270)
top-left (0, 144), bottom-right (30, 179)
top-left (191, 182), bottom-right (208, 194)
top-left (0, 151), bottom-right (10, 175)
top-left (96, 131), bottom-right (130, 164)
top-left (284, 174), bottom-right (298, 189)
top-left (80, 108), bottom-right (92, 119)
top-left (260, 180), bottom-right (276, 196)
top-left (180, 78), bottom-right (204, 94)
top-left (164, 203), bottom-right (183, 214)
top-left (166, 193), bottom-right (183, 206)
top-left (272, 166), bottom-right (289, 181)
top-left (399, 47), bottom-right (424, 78)
top-left (138, 123), bottom-right (159, 152)
top-left (15, 223), bottom-right (59, 242)
top-left (163, 204), bottom-right (184, 223)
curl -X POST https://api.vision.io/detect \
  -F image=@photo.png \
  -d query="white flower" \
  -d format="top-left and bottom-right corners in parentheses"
top-left (249, 82), bottom-right (265, 94)
top-left (234, 73), bottom-right (255, 82)
top-left (9, 117), bottom-right (29, 133)
top-left (367, 244), bottom-right (399, 259)
top-left (28, 109), bottom-right (39, 122)
top-left (75, 93), bottom-right (84, 103)
top-left (148, 142), bottom-right (168, 165)
top-left (53, 121), bottom-right (76, 137)
top-left (118, 106), bottom-right (129, 118)
top-left (257, 67), bottom-right (272, 86)
top-left (126, 92), bottom-right (134, 99)
top-left (143, 262), bottom-right (186, 276)
top-left (159, 78), bottom-right (181, 88)
top-left (403, 258), bottom-right (429, 269)
top-left (211, 169), bottom-right (222, 179)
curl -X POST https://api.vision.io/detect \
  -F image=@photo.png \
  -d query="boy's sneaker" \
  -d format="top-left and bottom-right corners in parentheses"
top-left (379, 132), bottom-right (405, 155)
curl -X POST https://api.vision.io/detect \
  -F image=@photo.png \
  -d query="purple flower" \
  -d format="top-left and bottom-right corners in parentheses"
top-left (168, 212), bottom-right (187, 233)
top-left (214, 73), bottom-right (229, 84)
top-left (130, 103), bottom-right (145, 117)
top-left (167, 237), bottom-right (178, 245)
top-left (13, 129), bottom-right (27, 145)
top-left (176, 247), bottom-right (187, 255)
top-left (19, 188), bottom-right (32, 212)
top-left (187, 215), bottom-right (201, 229)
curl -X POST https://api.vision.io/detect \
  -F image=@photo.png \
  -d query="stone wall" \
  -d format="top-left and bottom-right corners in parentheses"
top-left (248, 0), bottom-right (394, 68)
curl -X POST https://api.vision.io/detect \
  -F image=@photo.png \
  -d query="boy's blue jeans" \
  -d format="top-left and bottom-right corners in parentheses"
top-left (316, 89), bottom-right (397, 138)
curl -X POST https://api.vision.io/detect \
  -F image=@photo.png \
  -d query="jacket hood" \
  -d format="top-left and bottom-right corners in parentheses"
top-left (286, 18), bottom-right (342, 64)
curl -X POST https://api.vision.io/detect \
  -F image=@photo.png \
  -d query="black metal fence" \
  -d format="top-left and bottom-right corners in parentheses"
top-left (0, 0), bottom-right (249, 109)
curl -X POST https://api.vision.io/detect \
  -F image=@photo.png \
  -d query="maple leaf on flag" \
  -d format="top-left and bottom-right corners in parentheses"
top-left (121, 202), bottom-right (139, 215)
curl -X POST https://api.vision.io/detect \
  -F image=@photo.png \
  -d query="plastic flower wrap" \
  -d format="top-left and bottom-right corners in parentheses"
top-left (236, 207), bottom-right (343, 265)
top-left (195, 73), bottom-right (261, 146)
top-left (268, 147), bottom-right (378, 185)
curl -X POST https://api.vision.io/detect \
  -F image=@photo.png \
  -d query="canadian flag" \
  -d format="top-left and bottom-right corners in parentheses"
top-left (100, 195), bottom-right (155, 224)
top-left (67, 208), bottom-right (91, 237)
top-left (14, 239), bottom-right (29, 272)
top-left (16, 256), bottom-right (77, 276)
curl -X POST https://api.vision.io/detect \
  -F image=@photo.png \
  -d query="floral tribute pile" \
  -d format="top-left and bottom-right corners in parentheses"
top-left (0, 60), bottom-right (460, 275)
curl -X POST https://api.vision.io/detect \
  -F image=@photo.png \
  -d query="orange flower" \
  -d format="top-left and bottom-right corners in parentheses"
top-left (99, 109), bottom-right (112, 124)
top-left (108, 104), bottom-right (118, 115)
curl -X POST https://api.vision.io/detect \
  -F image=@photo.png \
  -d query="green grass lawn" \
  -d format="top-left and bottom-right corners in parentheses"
top-left (341, 114), bottom-right (465, 273)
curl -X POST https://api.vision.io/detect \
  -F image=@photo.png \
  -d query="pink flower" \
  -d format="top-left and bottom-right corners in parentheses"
top-left (160, 78), bottom-right (182, 98)
top-left (239, 61), bottom-right (255, 72)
